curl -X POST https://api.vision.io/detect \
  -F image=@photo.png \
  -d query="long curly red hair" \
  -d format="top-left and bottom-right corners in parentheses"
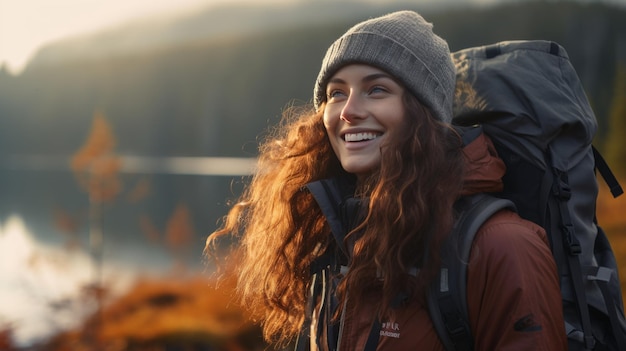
top-left (205, 93), bottom-right (464, 346)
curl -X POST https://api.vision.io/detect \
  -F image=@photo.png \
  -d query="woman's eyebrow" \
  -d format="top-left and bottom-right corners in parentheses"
top-left (327, 73), bottom-right (393, 86)
top-left (362, 73), bottom-right (393, 83)
top-left (327, 77), bottom-right (346, 85)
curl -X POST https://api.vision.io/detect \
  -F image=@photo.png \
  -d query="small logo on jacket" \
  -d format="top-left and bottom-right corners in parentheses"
top-left (380, 321), bottom-right (400, 338)
top-left (514, 314), bottom-right (542, 332)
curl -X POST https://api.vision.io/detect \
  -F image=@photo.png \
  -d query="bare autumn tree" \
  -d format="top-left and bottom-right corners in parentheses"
top-left (165, 203), bottom-right (196, 272)
top-left (70, 111), bottom-right (122, 348)
top-left (71, 111), bottom-right (122, 203)
top-left (53, 207), bottom-right (83, 250)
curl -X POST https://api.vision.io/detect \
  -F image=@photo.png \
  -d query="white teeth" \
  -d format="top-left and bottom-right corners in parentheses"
top-left (344, 132), bottom-right (379, 142)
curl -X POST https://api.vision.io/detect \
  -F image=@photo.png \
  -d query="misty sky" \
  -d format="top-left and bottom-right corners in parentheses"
top-left (0, 0), bottom-right (295, 74)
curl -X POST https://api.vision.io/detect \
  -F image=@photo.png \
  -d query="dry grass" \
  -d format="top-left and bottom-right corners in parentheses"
top-left (99, 277), bottom-right (253, 341)
top-left (45, 273), bottom-right (265, 351)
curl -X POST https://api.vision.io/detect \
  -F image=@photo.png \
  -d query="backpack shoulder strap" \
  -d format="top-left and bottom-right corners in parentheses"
top-left (428, 193), bottom-right (516, 351)
top-left (306, 179), bottom-right (348, 255)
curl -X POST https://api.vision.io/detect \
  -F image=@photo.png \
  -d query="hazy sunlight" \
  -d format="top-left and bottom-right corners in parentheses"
top-left (0, 0), bottom-right (284, 74)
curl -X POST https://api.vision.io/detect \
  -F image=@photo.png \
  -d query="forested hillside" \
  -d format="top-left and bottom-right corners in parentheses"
top-left (0, 1), bottom-right (624, 164)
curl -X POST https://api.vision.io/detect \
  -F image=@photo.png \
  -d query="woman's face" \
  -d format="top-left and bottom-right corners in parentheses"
top-left (323, 64), bottom-right (407, 178)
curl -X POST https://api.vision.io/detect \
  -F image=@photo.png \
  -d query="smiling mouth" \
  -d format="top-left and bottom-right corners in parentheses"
top-left (343, 132), bottom-right (381, 142)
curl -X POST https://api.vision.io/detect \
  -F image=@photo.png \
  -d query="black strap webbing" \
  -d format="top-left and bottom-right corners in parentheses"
top-left (306, 180), bottom-right (349, 258)
top-left (552, 171), bottom-right (596, 350)
top-left (362, 318), bottom-right (381, 351)
top-left (485, 44), bottom-right (501, 59)
top-left (593, 146), bottom-right (624, 198)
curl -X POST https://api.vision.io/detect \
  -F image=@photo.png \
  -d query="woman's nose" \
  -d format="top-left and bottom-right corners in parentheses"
top-left (340, 92), bottom-right (367, 122)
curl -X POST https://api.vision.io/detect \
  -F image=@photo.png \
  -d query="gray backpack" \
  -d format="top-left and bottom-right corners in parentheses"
top-left (428, 40), bottom-right (626, 351)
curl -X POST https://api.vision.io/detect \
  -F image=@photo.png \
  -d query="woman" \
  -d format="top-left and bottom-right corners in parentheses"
top-left (206, 10), bottom-right (567, 350)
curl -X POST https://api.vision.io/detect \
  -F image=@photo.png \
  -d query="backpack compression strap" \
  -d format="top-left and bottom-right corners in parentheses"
top-left (552, 167), bottom-right (626, 350)
top-left (427, 194), bottom-right (516, 351)
top-left (593, 146), bottom-right (624, 198)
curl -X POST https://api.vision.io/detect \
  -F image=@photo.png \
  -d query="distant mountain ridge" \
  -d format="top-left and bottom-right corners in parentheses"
top-left (24, 1), bottom-right (445, 71)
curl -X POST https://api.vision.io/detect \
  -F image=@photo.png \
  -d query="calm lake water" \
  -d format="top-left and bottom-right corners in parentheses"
top-left (0, 156), bottom-right (254, 346)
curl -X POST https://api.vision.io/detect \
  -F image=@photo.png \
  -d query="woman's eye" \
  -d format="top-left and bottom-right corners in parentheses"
top-left (369, 86), bottom-right (388, 95)
top-left (327, 90), bottom-right (345, 100)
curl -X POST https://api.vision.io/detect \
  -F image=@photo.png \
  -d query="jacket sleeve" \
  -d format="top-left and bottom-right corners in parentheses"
top-left (466, 210), bottom-right (567, 351)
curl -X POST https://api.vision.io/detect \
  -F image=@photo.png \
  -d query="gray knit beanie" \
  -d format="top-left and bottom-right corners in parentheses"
top-left (313, 10), bottom-right (455, 124)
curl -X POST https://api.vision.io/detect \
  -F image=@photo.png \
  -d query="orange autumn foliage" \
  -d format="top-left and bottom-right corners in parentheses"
top-left (71, 112), bottom-right (122, 203)
top-left (45, 273), bottom-right (264, 351)
top-left (165, 203), bottom-right (195, 251)
top-left (99, 277), bottom-right (253, 341)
